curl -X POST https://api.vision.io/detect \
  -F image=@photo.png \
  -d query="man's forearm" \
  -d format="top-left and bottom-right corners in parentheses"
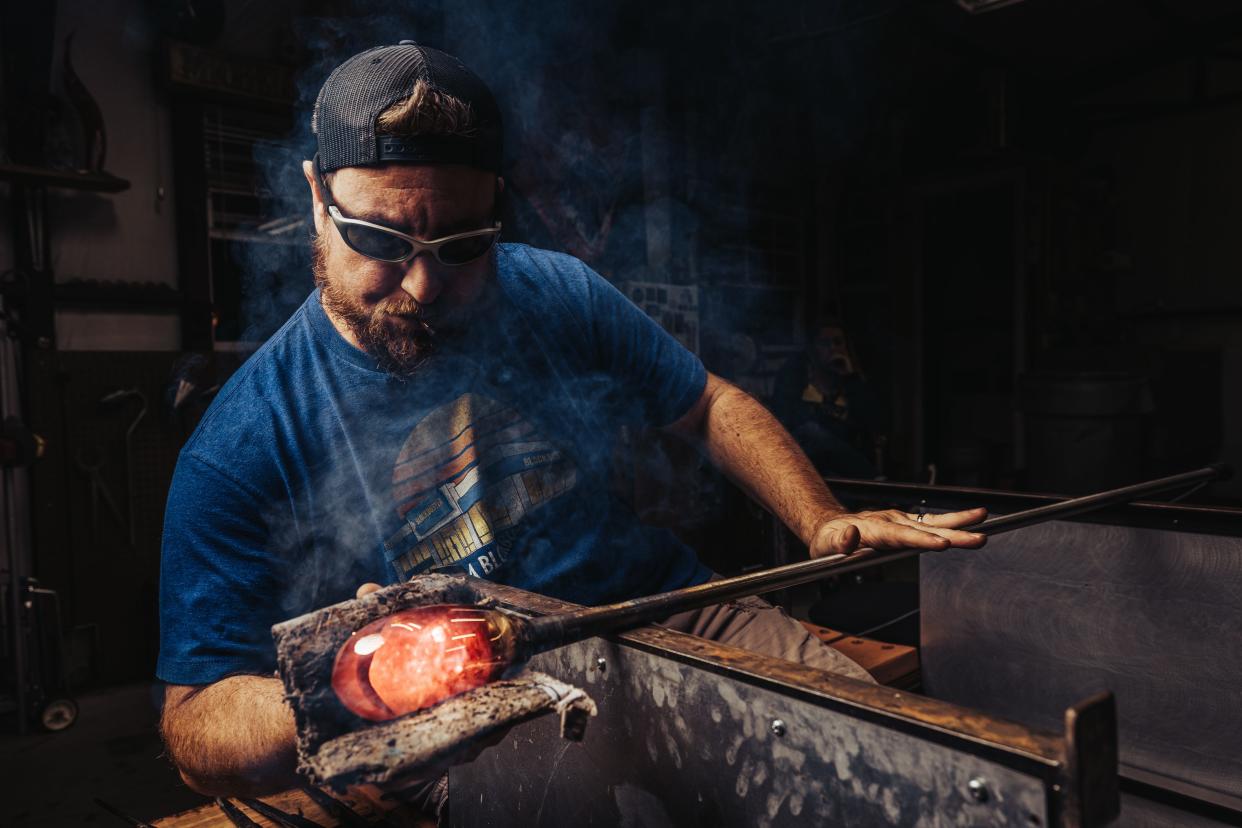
top-left (678, 374), bottom-right (846, 545)
top-left (161, 675), bottom-right (299, 797)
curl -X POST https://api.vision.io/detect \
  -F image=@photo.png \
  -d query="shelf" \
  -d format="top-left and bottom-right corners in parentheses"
top-left (208, 229), bottom-right (303, 247)
top-left (54, 281), bottom-right (182, 311)
top-left (0, 163), bottom-right (130, 193)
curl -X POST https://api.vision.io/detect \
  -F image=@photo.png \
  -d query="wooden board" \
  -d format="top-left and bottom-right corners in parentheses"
top-left (800, 620), bottom-right (920, 686)
top-left (154, 787), bottom-right (430, 827)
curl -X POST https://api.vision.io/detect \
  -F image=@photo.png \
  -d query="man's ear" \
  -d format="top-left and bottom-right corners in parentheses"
top-left (303, 159), bottom-right (328, 235)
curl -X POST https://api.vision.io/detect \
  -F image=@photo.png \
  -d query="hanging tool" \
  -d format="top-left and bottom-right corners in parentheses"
top-left (98, 388), bottom-right (146, 546)
top-left (76, 445), bottom-right (127, 538)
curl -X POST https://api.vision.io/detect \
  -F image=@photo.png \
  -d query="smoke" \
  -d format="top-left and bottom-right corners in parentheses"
top-left (233, 0), bottom-right (917, 338)
top-left (222, 0), bottom-right (920, 601)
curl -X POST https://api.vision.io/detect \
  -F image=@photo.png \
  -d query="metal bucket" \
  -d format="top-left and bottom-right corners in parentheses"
top-left (1019, 372), bottom-right (1152, 494)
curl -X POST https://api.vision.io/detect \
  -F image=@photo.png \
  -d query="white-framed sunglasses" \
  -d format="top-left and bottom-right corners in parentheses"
top-left (314, 155), bottom-right (502, 265)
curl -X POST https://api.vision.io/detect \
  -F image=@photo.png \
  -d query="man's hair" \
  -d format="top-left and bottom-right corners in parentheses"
top-left (322, 79), bottom-right (476, 186)
top-left (375, 79), bottom-right (477, 138)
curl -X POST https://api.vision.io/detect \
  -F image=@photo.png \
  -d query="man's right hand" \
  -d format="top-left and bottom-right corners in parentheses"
top-left (162, 582), bottom-right (385, 797)
top-left (162, 581), bottom-right (505, 800)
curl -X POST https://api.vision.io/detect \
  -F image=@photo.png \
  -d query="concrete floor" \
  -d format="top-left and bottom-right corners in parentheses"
top-left (0, 683), bottom-right (208, 827)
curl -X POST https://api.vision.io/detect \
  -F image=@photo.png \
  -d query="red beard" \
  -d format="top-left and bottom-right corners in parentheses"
top-left (314, 238), bottom-right (438, 377)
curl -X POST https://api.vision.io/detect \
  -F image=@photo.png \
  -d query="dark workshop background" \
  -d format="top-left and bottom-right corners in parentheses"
top-left (3, 0), bottom-right (1242, 696)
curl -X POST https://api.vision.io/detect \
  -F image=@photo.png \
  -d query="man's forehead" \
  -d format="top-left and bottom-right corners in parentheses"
top-left (329, 163), bottom-right (494, 226)
top-left (332, 163), bottom-right (493, 198)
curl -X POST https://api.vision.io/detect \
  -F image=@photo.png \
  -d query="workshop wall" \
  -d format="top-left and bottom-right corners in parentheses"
top-left (0, 190), bottom-right (11, 277)
top-left (1075, 60), bottom-right (1242, 497)
top-left (8, 0), bottom-right (1242, 694)
top-left (821, 4), bottom-right (1242, 500)
top-left (43, 0), bottom-right (182, 350)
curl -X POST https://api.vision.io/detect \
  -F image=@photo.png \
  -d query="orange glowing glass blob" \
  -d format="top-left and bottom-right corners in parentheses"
top-left (331, 605), bottom-right (515, 721)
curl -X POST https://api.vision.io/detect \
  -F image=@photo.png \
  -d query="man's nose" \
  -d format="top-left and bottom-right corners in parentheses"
top-left (400, 254), bottom-right (444, 305)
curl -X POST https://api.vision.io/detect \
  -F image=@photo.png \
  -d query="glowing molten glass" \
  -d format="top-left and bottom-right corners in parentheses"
top-left (331, 605), bottom-right (515, 721)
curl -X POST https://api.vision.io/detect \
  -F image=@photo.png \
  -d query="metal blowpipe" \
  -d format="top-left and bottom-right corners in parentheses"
top-left (524, 463), bottom-right (1229, 647)
top-left (332, 464), bottom-right (1228, 720)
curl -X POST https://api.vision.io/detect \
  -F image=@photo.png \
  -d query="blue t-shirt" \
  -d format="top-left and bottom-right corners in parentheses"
top-left (157, 244), bottom-right (711, 685)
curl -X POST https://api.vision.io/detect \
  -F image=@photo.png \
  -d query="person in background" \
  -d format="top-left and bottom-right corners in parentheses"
top-left (772, 318), bottom-right (888, 478)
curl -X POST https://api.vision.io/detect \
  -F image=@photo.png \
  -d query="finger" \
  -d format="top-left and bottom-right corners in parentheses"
top-left (915, 507), bottom-right (988, 529)
top-left (839, 545), bottom-right (879, 563)
top-left (892, 516), bottom-right (987, 547)
top-left (812, 523), bottom-right (861, 557)
top-left (859, 521), bottom-right (955, 551)
top-left (356, 582), bottom-right (382, 599)
top-left (937, 527), bottom-right (987, 547)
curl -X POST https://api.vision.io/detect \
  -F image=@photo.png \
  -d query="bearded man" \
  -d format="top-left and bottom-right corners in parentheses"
top-left (157, 41), bottom-right (985, 802)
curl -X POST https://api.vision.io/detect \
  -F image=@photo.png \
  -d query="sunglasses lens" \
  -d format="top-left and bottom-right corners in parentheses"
top-left (437, 232), bottom-right (496, 265)
top-left (343, 224), bottom-right (413, 261)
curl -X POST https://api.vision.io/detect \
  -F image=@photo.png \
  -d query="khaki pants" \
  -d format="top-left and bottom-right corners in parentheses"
top-left (658, 592), bottom-right (875, 684)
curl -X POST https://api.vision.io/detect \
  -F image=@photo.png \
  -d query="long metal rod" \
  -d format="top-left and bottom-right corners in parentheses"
top-left (526, 464), bottom-right (1228, 648)
top-left (972, 463), bottom-right (1228, 534)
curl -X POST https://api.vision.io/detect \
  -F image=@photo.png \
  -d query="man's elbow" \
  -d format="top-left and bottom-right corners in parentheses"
top-left (176, 766), bottom-right (224, 797)
top-left (663, 371), bottom-right (734, 443)
top-left (160, 684), bottom-right (298, 797)
top-left (161, 717), bottom-right (227, 796)
top-left (163, 725), bottom-right (227, 796)
top-left (168, 744), bottom-right (294, 798)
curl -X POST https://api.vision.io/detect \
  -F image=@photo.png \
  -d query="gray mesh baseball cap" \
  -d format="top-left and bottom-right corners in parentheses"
top-left (312, 41), bottom-right (502, 174)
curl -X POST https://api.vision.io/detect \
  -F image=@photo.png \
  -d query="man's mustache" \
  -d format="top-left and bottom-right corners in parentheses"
top-left (376, 301), bottom-right (438, 328)
top-left (377, 299), bottom-right (427, 317)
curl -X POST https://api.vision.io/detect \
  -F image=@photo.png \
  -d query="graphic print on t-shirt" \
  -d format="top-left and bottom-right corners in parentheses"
top-left (383, 392), bottom-right (578, 580)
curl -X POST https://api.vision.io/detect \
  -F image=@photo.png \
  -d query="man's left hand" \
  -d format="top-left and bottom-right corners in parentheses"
top-left (809, 507), bottom-right (988, 559)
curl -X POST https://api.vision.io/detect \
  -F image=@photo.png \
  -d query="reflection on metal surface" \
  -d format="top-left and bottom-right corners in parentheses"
top-left (453, 580), bottom-right (1116, 827)
top-left (453, 636), bottom-right (1056, 826)
top-left (921, 516), bottom-right (1242, 819)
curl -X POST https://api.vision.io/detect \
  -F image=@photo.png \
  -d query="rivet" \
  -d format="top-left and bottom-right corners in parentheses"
top-left (967, 777), bottom-right (989, 803)
top-left (595, 657), bottom-right (607, 673)
top-left (770, 718), bottom-right (787, 737)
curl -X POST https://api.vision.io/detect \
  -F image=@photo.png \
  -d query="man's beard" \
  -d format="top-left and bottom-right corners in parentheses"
top-left (313, 234), bottom-right (438, 378)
